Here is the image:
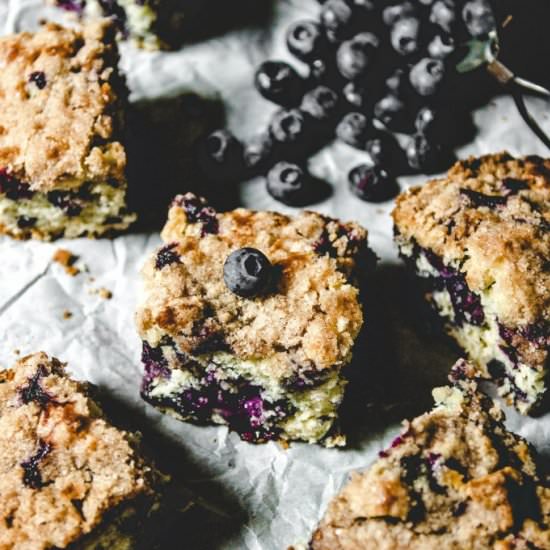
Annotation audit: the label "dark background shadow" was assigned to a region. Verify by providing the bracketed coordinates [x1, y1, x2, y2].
[96, 390, 246, 549]
[126, 93, 242, 232]
[495, 0, 550, 90]
[157, 0, 277, 49]
[340, 264, 458, 447]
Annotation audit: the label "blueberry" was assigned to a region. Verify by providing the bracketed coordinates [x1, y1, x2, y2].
[29, 71, 47, 89]
[286, 20, 327, 62]
[390, 17, 421, 56]
[17, 216, 37, 229]
[364, 131, 404, 167]
[428, 33, 455, 58]
[198, 129, 244, 183]
[254, 61, 304, 107]
[321, 0, 354, 42]
[156, 243, 181, 270]
[373, 94, 412, 133]
[0, 169, 34, 200]
[462, 0, 495, 37]
[406, 133, 446, 172]
[336, 112, 372, 148]
[266, 162, 317, 206]
[342, 81, 369, 109]
[47, 191, 83, 216]
[460, 188, 508, 208]
[269, 109, 314, 157]
[243, 133, 274, 174]
[176, 194, 219, 236]
[223, 247, 272, 298]
[300, 86, 341, 126]
[382, 2, 415, 26]
[348, 163, 398, 202]
[336, 32, 380, 81]
[307, 55, 347, 88]
[415, 106, 455, 145]
[430, 0, 456, 32]
[409, 58, 445, 97]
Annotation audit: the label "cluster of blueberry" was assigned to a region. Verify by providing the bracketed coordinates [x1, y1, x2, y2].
[198, 0, 496, 206]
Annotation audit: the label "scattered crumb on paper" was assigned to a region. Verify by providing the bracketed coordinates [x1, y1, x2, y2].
[52, 249, 80, 277]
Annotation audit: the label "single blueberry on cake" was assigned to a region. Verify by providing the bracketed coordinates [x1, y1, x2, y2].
[0, 22, 135, 240]
[310, 360, 550, 549]
[393, 153, 550, 414]
[136, 193, 373, 446]
[0, 352, 178, 550]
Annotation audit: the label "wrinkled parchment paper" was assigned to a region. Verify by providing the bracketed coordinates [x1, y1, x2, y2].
[1, 1, 550, 548]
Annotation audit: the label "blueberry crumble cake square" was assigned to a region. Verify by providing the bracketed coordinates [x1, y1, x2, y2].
[310, 359, 550, 550]
[0, 352, 174, 550]
[393, 153, 550, 414]
[0, 21, 135, 241]
[136, 193, 373, 446]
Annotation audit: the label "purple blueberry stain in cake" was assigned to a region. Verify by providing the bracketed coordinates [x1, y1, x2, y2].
[460, 188, 508, 208]
[426, 452, 442, 469]
[140, 341, 170, 394]
[29, 71, 47, 90]
[176, 195, 219, 236]
[191, 326, 228, 355]
[0, 168, 34, 200]
[155, 243, 180, 270]
[47, 190, 84, 217]
[55, 0, 85, 13]
[424, 248, 485, 326]
[142, 355, 292, 443]
[18, 366, 55, 408]
[21, 439, 52, 489]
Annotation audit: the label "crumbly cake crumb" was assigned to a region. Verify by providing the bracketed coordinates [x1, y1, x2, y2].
[310, 360, 550, 549]
[0, 352, 165, 549]
[53, 248, 80, 276]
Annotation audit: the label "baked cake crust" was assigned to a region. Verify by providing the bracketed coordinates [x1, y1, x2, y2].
[393, 152, 550, 327]
[138, 193, 366, 377]
[0, 352, 163, 550]
[136, 193, 371, 445]
[310, 360, 550, 550]
[0, 21, 126, 193]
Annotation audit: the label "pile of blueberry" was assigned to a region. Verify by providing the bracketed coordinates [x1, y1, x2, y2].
[198, 0, 497, 206]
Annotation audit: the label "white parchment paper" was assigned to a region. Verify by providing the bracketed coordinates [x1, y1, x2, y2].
[1, 2, 550, 548]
